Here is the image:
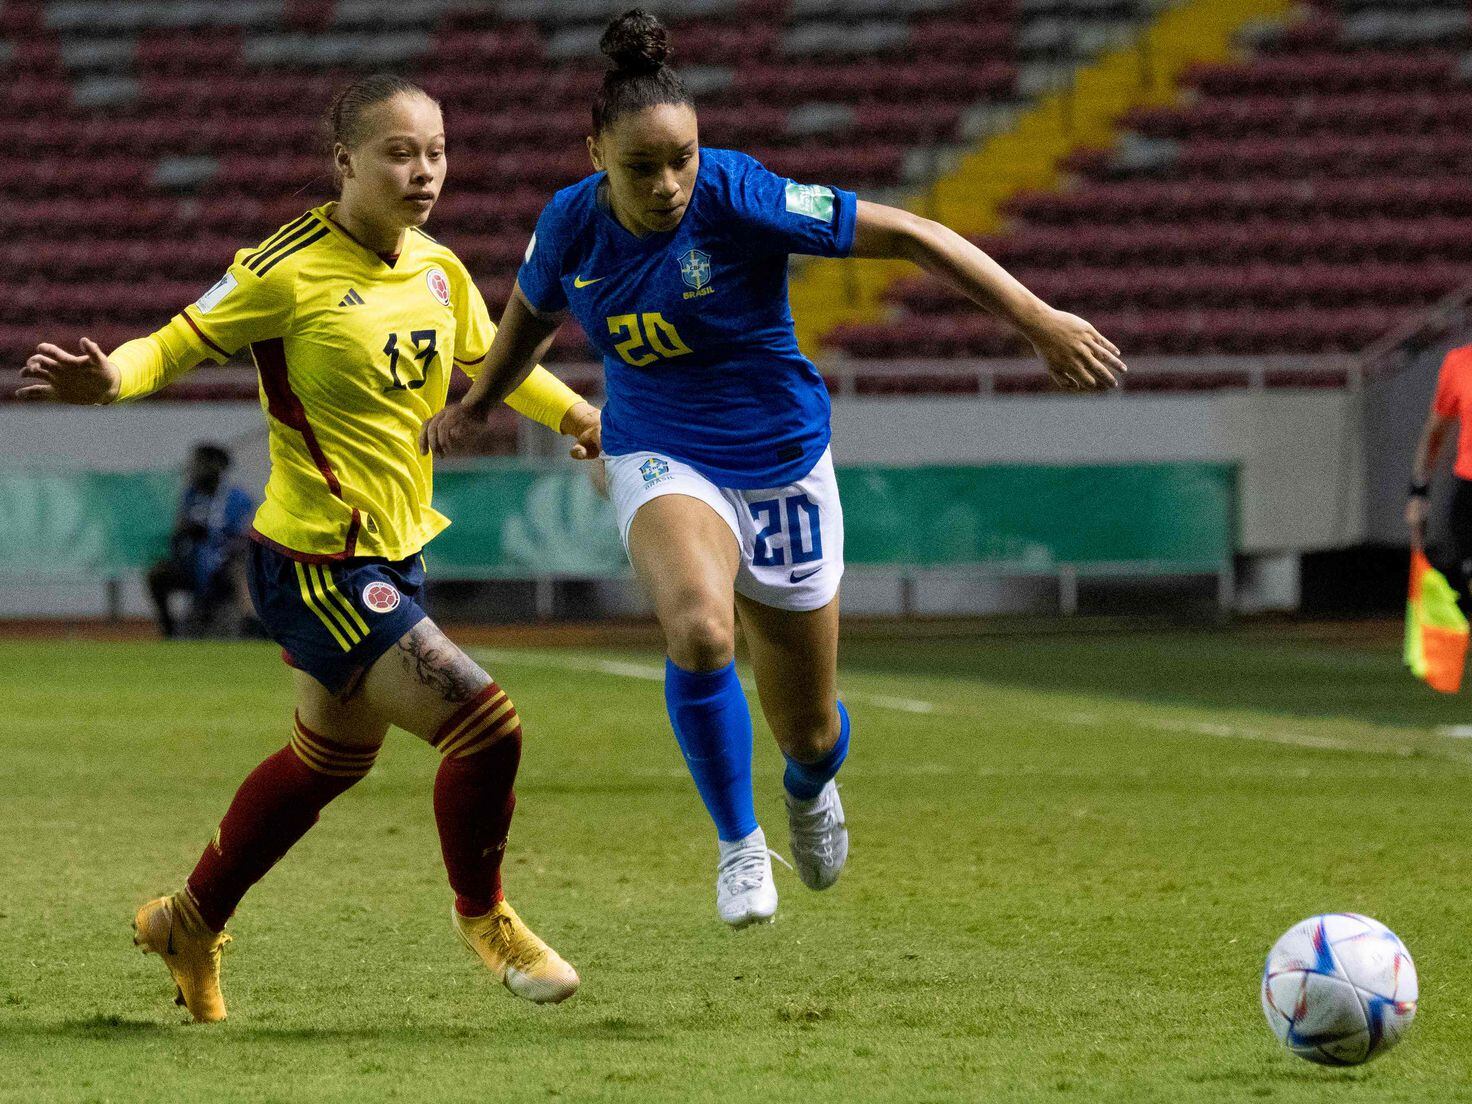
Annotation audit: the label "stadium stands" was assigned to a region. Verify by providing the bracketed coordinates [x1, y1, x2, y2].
[829, 0, 1472, 360]
[0, 0, 1034, 377]
[4, 0, 1457, 396]
[2, 0, 1194, 382]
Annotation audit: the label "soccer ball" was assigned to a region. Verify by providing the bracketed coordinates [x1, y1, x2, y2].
[1261, 913, 1418, 1066]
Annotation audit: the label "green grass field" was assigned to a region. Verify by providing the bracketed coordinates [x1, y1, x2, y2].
[4, 626, 1472, 1102]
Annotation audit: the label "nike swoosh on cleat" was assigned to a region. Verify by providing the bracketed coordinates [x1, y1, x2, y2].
[789, 567, 822, 583]
[573, 275, 605, 288]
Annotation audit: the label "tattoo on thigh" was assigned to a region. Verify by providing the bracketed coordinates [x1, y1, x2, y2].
[395, 624, 487, 704]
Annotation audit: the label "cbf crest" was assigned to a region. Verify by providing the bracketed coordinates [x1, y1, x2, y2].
[640, 457, 671, 485]
[678, 248, 714, 300]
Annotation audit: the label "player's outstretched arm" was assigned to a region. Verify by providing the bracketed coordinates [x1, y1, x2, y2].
[17, 338, 121, 404]
[849, 200, 1126, 391]
[19, 312, 217, 405]
[421, 283, 565, 458]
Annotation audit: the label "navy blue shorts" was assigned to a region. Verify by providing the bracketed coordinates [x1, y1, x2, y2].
[246, 540, 429, 696]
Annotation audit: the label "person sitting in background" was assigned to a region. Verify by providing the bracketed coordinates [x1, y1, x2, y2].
[146, 443, 254, 638]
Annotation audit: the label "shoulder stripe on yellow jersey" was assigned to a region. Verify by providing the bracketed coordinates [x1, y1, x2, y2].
[244, 219, 319, 273]
[244, 213, 316, 268]
[246, 220, 324, 275]
[258, 211, 315, 251]
[244, 214, 316, 270]
[179, 309, 231, 358]
[293, 560, 355, 650]
[255, 227, 331, 276]
[412, 226, 438, 244]
[315, 565, 370, 637]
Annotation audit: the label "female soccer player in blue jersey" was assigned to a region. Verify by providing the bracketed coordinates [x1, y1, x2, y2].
[424, 10, 1127, 927]
[19, 76, 593, 1015]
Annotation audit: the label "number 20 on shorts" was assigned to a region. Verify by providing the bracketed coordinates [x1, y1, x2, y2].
[608, 312, 692, 366]
[748, 493, 822, 567]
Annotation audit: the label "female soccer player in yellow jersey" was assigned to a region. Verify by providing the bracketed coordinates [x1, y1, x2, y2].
[17, 75, 595, 1017]
[424, 10, 1125, 929]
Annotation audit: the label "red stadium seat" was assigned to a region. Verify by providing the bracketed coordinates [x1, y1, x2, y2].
[838, 1, 1472, 361]
[10, 0, 1465, 378]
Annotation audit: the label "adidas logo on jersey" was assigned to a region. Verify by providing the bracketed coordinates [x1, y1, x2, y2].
[338, 288, 365, 307]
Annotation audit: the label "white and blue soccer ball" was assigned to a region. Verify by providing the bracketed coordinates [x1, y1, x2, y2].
[1261, 913, 1418, 1066]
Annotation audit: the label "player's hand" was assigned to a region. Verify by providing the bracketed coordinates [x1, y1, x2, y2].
[419, 402, 490, 458]
[1406, 495, 1430, 548]
[561, 402, 602, 461]
[1024, 309, 1127, 391]
[17, 338, 121, 404]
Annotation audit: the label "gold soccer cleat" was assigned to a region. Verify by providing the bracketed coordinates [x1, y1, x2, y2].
[452, 900, 579, 1005]
[132, 891, 232, 1023]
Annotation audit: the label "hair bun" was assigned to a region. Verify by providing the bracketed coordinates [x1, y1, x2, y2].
[600, 9, 671, 75]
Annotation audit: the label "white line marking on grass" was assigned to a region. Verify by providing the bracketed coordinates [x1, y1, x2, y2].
[1059, 710, 1418, 757]
[622, 763, 956, 779]
[854, 694, 937, 714]
[588, 659, 665, 681]
[477, 649, 663, 681]
[474, 648, 941, 715]
[1144, 717, 1388, 754]
[476, 648, 1458, 762]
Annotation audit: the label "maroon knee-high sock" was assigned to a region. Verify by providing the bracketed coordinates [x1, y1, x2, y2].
[186, 714, 379, 931]
[431, 683, 523, 917]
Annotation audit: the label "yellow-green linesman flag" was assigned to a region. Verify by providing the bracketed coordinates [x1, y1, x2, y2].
[1405, 548, 1469, 694]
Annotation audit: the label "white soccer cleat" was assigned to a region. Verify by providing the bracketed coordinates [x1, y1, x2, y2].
[715, 827, 778, 928]
[786, 780, 848, 891]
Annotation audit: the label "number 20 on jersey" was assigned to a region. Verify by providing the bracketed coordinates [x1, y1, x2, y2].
[607, 312, 692, 367]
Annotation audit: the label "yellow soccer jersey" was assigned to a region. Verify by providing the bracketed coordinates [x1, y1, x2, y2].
[115, 202, 579, 562]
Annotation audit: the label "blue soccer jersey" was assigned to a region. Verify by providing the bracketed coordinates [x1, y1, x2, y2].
[516, 148, 858, 488]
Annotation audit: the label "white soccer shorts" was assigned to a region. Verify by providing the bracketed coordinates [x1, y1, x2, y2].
[605, 446, 844, 612]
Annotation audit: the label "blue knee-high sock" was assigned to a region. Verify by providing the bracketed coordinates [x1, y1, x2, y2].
[664, 658, 758, 842]
[783, 700, 851, 801]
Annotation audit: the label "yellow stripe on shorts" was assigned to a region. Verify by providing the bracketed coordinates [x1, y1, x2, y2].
[315, 564, 370, 637]
[294, 560, 354, 651]
[307, 564, 363, 646]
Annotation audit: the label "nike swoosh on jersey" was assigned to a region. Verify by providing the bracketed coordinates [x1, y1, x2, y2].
[573, 275, 606, 288]
[789, 566, 822, 584]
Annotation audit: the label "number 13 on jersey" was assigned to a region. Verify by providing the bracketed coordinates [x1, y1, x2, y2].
[608, 312, 692, 367]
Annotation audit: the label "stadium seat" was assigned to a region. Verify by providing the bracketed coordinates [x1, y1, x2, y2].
[7, 0, 1459, 385]
[840, 2, 1472, 363]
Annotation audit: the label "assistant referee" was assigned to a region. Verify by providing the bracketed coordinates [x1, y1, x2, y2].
[1408, 345, 1472, 595]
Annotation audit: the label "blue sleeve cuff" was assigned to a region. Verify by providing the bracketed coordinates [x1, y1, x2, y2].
[831, 186, 859, 258]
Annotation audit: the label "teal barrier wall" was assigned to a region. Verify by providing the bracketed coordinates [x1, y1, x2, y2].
[839, 464, 1234, 569]
[0, 463, 1233, 579]
[0, 470, 176, 577]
